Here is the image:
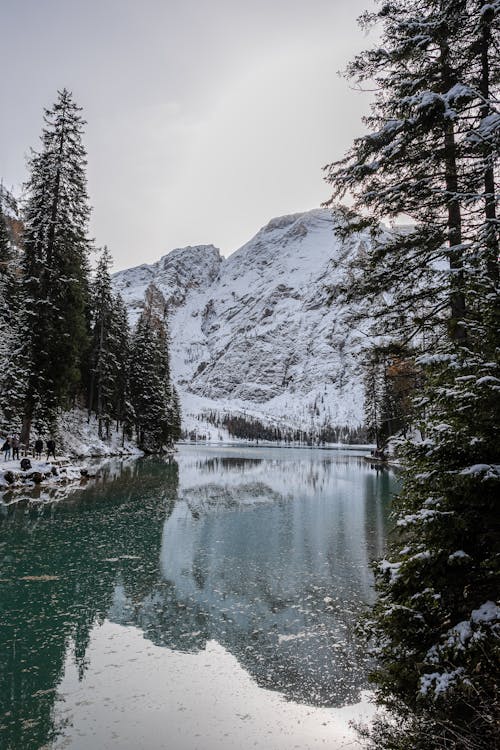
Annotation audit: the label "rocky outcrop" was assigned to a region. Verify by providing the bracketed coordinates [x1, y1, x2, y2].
[113, 209, 371, 437]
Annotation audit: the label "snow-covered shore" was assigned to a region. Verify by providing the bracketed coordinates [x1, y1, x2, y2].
[0, 410, 146, 504]
[57, 410, 144, 459]
[0, 457, 83, 487]
[0, 453, 143, 506]
[0, 456, 98, 508]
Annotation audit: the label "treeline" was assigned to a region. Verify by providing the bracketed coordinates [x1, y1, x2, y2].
[363, 346, 422, 448]
[196, 410, 367, 444]
[0, 90, 180, 452]
[324, 2, 499, 750]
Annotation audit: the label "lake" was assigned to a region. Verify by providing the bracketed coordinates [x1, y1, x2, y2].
[0, 445, 396, 749]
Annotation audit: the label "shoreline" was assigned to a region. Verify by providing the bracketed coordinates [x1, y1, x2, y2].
[0, 451, 141, 505]
[0, 441, 399, 507]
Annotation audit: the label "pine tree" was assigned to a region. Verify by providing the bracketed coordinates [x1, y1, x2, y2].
[0, 199, 14, 333]
[170, 385, 182, 443]
[19, 89, 91, 444]
[323, 0, 499, 346]
[363, 350, 384, 448]
[109, 293, 132, 435]
[0, 201, 11, 270]
[88, 247, 115, 436]
[0, 199, 21, 430]
[86, 248, 136, 441]
[324, 2, 499, 748]
[129, 284, 177, 451]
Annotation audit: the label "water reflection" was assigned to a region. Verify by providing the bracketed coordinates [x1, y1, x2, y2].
[0, 459, 178, 750]
[158, 448, 390, 706]
[0, 447, 394, 750]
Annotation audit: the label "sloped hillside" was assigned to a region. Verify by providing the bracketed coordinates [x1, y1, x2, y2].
[114, 209, 372, 441]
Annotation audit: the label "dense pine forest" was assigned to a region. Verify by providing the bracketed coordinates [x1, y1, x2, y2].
[323, 0, 499, 748]
[0, 90, 181, 453]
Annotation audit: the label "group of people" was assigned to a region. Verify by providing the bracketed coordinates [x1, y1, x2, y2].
[1, 435, 56, 461]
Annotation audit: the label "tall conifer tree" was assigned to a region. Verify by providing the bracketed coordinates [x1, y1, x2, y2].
[0, 199, 21, 429]
[19, 89, 91, 443]
[88, 249, 132, 438]
[129, 284, 178, 451]
[324, 2, 499, 748]
[88, 247, 114, 436]
[0, 202, 10, 270]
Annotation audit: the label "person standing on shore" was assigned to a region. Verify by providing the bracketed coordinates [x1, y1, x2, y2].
[46, 438, 56, 460]
[34, 438, 43, 459]
[1, 436, 11, 461]
[11, 434, 20, 460]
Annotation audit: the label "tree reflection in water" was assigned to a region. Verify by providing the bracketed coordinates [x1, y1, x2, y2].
[0, 447, 394, 750]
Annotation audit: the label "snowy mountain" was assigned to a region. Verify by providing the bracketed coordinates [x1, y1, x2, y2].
[113, 208, 372, 441]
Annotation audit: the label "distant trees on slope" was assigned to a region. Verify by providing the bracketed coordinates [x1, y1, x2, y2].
[195, 410, 366, 445]
[324, 1, 499, 749]
[0, 90, 180, 452]
[363, 346, 422, 448]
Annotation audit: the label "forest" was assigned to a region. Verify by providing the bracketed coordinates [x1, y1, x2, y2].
[0, 91, 181, 453]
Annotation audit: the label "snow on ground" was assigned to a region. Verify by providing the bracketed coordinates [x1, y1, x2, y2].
[58, 409, 143, 458]
[0, 410, 145, 504]
[178, 388, 365, 443]
[0, 458, 80, 486]
[0, 456, 88, 506]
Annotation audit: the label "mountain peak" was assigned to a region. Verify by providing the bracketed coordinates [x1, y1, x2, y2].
[114, 208, 369, 438]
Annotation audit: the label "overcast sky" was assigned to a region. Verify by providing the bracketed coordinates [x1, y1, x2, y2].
[1, 0, 376, 270]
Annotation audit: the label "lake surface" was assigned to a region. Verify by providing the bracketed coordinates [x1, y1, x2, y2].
[0, 445, 396, 749]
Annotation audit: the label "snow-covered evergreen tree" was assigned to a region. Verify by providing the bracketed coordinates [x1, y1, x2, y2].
[109, 292, 132, 435]
[19, 89, 91, 443]
[363, 350, 385, 448]
[325, 1, 499, 748]
[170, 385, 182, 444]
[324, 0, 498, 346]
[88, 247, 117, 436]
[0, 198, 21, 430]
[129, 284, 179, 451]
[87, 248, 138, 442]
[0, 201, 11, 269]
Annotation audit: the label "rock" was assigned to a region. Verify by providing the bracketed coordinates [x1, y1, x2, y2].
[112, 209, 369, 434]
[3, 471, 15, 484]
[20, 458, 32, 471]
[31, 472, 43, 484]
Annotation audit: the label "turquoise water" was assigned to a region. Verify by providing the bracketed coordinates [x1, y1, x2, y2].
[0, 445, 396, 750]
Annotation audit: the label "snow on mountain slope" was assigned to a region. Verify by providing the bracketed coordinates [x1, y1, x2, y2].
[114, 243, 222, 324]
[113, 209, 371, 440]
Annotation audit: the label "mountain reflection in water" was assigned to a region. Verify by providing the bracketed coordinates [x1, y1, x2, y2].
[0, 446, 394, 750]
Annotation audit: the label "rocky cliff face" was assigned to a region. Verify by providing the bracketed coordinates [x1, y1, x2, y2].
[113, 208, 370, 440]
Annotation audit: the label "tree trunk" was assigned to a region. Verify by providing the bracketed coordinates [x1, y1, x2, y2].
[479, 8, 499, 287]
[441, 36, 467, 343]
[444, 120, 467, 342]
[87, 368, 95, 423]
[96, 314, 105, 437]
[20, 412, 32, 449]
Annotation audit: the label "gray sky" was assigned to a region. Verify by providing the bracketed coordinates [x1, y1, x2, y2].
[1, 0, 375, 270]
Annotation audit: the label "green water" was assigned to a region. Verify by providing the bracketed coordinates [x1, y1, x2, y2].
[0, 445, 396, 750]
